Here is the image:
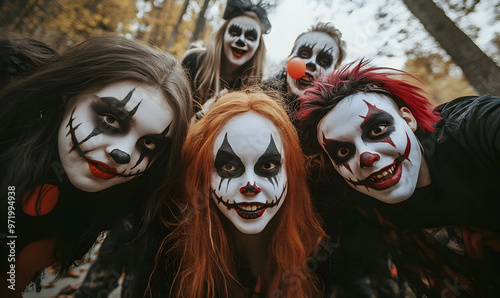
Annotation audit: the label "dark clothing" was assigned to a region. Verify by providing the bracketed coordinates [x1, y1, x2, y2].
[182, 51, 245, 106]
[73, 216, 145, 298]
[262, 68, 301, 123]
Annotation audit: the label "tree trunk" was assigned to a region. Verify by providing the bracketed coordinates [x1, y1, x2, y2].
[190, 0, 210, 43]
[166, 0, 190, 50]
[402, 0, 500, 95]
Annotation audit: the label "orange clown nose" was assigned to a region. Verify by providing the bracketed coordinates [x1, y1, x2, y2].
[287, 57, 306, 79]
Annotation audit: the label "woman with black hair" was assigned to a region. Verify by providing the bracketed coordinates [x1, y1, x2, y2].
[0, 35, 192, 297]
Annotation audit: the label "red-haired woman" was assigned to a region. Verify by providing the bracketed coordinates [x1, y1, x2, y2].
[151, 90, 327, 297]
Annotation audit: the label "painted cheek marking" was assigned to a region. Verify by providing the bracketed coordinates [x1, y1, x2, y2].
[67, 108, 92, 156]
[359, 100, 382, 123]
[218, 177, 233, 192]
[380, 135, 396, 147]
[343, 163, 353, 174]
[266, 176, 278, 189]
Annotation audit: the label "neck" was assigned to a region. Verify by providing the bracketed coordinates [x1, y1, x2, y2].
[416, 158, 431, 188]
[221, 59, 242, 83]
[222, 215, 279, 289]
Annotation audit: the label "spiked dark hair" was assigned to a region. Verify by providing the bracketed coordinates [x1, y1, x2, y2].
[298, 60, 440, 154]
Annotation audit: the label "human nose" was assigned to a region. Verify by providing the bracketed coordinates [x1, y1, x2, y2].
[305, 60, 317, 72]
[359, 152, 380, 168]
[235, 37, 245, 47]
[240, 181, 261, 195]
[107, 137, 135, 165]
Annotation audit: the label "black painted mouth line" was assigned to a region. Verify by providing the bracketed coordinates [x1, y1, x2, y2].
[211, 184, 287, 211]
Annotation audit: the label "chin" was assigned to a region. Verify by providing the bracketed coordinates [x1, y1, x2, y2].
[369, 188, 414, 204]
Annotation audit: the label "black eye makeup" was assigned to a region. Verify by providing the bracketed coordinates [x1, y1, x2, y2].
[316, 52, 333, 68]
[228, 24, 243, 37]
[360, 111, 395, 141]
[214, 133, 245, 179]
[92, 104, 127, 134]
[323, 139, 356, 165]
[245, 28, 258, 41]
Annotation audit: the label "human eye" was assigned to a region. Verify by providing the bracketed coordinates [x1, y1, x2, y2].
[369, 124, 389, 138]
[318, 57, 332, 67]
[140, 138, 157, 151]
[298, 49, 310, 58]
[218, 161, 240, 175]
[228, 25, 242, 37]
[246, 30, 258, 41]
[255, 159, 281, 177]
[99, 114, 122, 132]
[221, 163, 237, 172]
[337, 147, 349, 158]
[261, 161, 278, 173]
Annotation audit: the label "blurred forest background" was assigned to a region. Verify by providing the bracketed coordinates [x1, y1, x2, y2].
[0, 0, 498, 104]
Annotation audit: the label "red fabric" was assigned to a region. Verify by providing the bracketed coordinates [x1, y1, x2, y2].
[462, 226, 500, 260]
[22, 184, 59, 216]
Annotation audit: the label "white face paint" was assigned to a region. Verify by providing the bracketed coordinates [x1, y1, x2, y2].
[211, 112, 287, 234]
[317, 93, 422, 203]
[58, 81, 174, 193]
[287, 32, 339, 97]
[223, 16, 261, 68]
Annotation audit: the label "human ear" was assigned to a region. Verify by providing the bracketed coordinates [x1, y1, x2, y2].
[400, 107, 417, 132]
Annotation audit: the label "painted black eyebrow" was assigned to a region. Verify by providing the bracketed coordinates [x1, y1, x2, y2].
[245, 28, 258, 38]
[321, 44, 336, 55]
[228, 24, 243, 35]
[256, 134, 281, 162]
[214, 133, 244, 169]
[99, 88, 142, 121]
[255, 134, 282, 187]
[298, 42, 315, 51]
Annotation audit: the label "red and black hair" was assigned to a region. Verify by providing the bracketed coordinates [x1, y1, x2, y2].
[298, 60, 440, 154]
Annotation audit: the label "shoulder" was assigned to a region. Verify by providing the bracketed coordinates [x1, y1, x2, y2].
[435, 94, 500, 126]
[426, 94, 500, 168]
[262, 68, 287, 92]
[181, 49, 205, 69]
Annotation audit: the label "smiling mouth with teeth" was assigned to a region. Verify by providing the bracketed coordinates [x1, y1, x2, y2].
[294, 73, 314, 89]
[211, 185, 287, 220]
[231, 47, 247, 58]
[348, 134, 412, 191]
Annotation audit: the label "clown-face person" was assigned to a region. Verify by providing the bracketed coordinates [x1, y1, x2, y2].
[298, 61, 500, 296]
[224, 15, 262, 69]
[58, 81, 174, 193]
[210, 112, 287, 234]
[263, 22, 345, 121]
[286, 31, 340, 98]
[181, 0, 271, 106]
[158, 91, 326, 297]
[317, 92, 427, 203]
[0, 36, 192, 297]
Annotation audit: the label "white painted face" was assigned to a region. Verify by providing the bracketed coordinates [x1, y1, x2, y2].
[223, 15, 262, 68]
[317, 93, 422, 203]
[287, 32, 339, 97]
[211, 112, 287, 234]
[58, 81, 174, 193]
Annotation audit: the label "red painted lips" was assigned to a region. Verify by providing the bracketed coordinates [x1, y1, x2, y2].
[87, 159, 118, 180]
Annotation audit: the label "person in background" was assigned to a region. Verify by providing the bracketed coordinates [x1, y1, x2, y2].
[182, 0, 271, 117]
[264, 22, 346, 121]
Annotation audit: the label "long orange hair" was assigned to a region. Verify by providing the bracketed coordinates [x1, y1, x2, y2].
[162, 90, 326, 297]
